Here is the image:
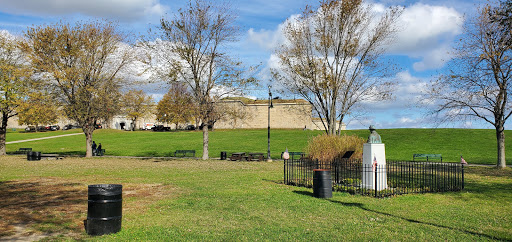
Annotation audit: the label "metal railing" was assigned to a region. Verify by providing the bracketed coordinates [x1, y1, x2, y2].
[284, 157, 464, 197]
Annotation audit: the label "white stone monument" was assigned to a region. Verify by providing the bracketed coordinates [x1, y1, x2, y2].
[362, 125, 388, 191]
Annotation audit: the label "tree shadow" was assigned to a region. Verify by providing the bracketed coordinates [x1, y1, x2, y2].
[0, 180, 86, 237]
[292, 190, 314, 197]
[290, 188, 507, 240]
[332, 199, 505, 240]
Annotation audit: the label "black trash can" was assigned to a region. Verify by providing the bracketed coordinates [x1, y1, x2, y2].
[26, 151, 41, 161]
[220, 151, 227, 160]
[313, 169, 332, 198]
[86, 184, 122, 236]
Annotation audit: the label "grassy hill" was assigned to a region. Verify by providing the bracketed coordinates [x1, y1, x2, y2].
[6, 128, 512, 165]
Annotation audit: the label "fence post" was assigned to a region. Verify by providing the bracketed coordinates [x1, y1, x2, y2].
[283, 159, 286, 184]
[461, 163, 464, 190]
[374, 164, 378, 197]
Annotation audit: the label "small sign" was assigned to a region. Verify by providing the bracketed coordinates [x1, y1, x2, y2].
[283, 148, 290, 160]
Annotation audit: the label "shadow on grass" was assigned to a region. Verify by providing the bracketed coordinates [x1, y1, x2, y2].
[290, 189, 507, 241]
[333, 199, 506, 240]
[293, 190, 314, 197]
[7, 151, 85, 156]
[466, 166, 512, 178]
[0, 180, 86, 237]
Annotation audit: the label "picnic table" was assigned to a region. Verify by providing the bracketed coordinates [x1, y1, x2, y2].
[230, 152, 248, 161]
[40, 153, 64, 160]
[248, 153, 264, 161]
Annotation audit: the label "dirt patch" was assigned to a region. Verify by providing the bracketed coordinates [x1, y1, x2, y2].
[0, 177, 176, 240]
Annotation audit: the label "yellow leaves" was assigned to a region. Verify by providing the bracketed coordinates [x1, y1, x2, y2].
[122, 89, 154, 121]
[17, 91, 60, 126]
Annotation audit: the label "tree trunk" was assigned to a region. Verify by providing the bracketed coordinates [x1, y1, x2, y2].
[496, 125, 506, 168]
[202, 124, 209, 160]
[0, 113, 8, 156]
[83, 120, 95, 158]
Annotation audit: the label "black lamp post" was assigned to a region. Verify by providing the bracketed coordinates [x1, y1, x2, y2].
[267, 85, 273, 162]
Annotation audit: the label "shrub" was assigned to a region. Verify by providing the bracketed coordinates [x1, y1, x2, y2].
[306, 133, 365, 161]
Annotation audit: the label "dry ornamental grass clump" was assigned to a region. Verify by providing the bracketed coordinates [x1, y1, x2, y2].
[306, 134, 364, 162]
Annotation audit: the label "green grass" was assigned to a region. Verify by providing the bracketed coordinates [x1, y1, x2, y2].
[5, 129, 82, 142]
[0, 156, 510, 241]
[5, 128, 512, 165]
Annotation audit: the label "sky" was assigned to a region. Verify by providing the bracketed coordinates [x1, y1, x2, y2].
[0, 0, 497, 130]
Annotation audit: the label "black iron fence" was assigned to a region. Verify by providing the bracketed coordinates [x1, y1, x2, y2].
[284, 158, 464, 197]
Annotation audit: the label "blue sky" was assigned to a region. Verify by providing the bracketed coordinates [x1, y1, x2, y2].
[0, 0, 496, 130]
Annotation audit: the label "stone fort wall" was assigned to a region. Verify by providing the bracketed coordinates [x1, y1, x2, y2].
[214, 100, 313, 129]
[7, 99, 344, 131]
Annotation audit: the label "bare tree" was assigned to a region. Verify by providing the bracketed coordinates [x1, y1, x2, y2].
[274, 0, 402, 135]
[0, 31, 29, 155]
[122, 89, 154, 131]
[142, 0, 254, 159]
[217, 101, 251, 129]
[20, 20, 132, 157]
[429, 3, 512, 168]
[490, 0, 512, 46]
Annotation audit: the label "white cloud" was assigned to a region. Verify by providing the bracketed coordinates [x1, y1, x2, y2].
[246, 14, 299, 51]
[389, 3, 463, 71]
[0, 0, 168, 22]
[361, 70, 429, 110]
[248, 2, 464, 72]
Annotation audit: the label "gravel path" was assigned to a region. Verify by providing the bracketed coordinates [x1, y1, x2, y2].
[6, 133, 83, 144]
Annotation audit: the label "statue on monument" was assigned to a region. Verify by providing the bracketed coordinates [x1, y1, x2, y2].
[367, 125, 381, 144]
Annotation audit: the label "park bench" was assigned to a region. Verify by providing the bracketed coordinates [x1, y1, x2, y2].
[413, 154, 442, 162]
[230, 152, 248, 161]
[174, 150, 195, 157]
[40, 153, 64, 160]
[248, 153, 264, 161]
[281, 151, 305, 160]
[15, 148, 32, 154]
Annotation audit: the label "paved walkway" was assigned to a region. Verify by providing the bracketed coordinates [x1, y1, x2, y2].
[6, 132, 83, 144]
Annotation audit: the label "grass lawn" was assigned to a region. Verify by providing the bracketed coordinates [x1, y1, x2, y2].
[5, 129, 82, 142]
[0, 156, 510, 241]
[5, 128, 512, 165]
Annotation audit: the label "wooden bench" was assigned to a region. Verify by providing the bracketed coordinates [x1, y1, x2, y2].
[230, 152, 248, 161]
[248, 153, 264, 161]
[413, 154, 442, 162]
[174, 150, 195, 157]
[15, 148, 32, 154]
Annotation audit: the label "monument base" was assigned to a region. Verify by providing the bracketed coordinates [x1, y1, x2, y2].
[362, 143, 388, 191]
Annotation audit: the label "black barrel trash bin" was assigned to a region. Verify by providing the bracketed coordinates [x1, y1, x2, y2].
[86, 184, 122, 236]
[220, 151, 227, 160]
[26, 151, 41, 161]
[313, 169, 332, 198]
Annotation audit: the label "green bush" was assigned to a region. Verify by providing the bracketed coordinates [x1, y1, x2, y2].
[306, 133, 364, 161]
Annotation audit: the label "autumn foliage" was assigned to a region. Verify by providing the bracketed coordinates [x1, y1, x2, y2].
[306, 134, 364, 162]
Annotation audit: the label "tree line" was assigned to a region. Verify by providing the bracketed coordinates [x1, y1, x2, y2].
[0, 0, 510, 168]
